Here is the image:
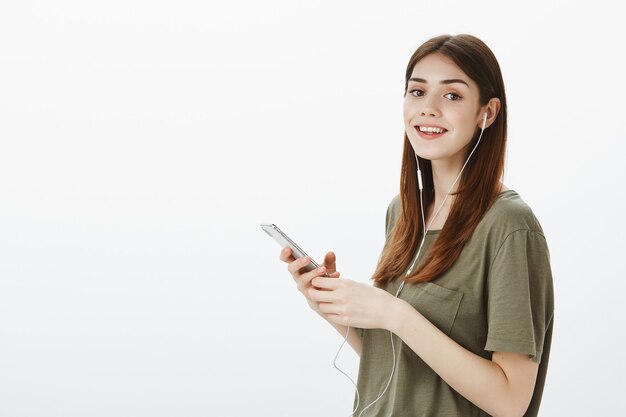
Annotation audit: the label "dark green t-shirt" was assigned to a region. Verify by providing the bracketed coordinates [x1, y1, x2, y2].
[354, 189, 554, 416]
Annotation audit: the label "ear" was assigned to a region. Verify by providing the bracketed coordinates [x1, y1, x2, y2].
[479, 97, 502, 129]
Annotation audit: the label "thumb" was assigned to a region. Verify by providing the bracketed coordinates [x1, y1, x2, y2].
[324, 251, 337, 273]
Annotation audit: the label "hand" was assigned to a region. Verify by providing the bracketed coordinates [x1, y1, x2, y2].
[279, 247, 341, 316]
[308, 276, 400, 330]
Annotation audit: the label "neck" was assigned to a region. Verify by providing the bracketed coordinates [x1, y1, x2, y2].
[422, 149, 508, 230]
[430, 156, 465, 209]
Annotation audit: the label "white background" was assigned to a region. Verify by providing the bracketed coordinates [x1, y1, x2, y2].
[1, 1, 624, 416]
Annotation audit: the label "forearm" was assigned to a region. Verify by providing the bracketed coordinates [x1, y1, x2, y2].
[389, 300, 514, 417]
[308, 298, 363, 356]
[326, 318, 362, 356]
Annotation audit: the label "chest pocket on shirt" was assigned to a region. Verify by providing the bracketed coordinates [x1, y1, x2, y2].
[405, 282, 464, 336]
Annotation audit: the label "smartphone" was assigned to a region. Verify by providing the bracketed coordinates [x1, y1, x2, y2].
[260, 223, 327, 275]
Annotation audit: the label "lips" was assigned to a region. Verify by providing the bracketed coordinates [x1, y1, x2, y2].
[415, 125, 448, 133]
[415, 125, 448, 140]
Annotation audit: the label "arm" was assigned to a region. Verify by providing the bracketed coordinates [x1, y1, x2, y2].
[309, 277, 538, 417]
[390, 299, 538, 417]
[325, 319, 362, 356]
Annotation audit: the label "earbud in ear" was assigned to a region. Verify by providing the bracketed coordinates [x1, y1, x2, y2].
[481, 112, 488, 130]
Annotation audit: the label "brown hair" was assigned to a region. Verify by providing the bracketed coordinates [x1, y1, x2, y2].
[372, 34, 508, 287]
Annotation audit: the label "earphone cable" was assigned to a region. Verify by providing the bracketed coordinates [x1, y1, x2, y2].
[332, 325, 360, 416]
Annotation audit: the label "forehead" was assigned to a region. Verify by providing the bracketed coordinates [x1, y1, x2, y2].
[409, 53, 474, 87]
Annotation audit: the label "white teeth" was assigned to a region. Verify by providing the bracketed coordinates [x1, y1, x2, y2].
[418, 126, 445, 134]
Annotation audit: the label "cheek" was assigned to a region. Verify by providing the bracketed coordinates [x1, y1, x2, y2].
[448, 110, 475, 132]
[403, 100, 414, 124]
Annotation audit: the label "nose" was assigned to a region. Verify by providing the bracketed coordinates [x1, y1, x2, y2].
[420, 95, 440, 117]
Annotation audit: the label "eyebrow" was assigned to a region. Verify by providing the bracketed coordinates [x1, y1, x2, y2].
[408, 77, 469, 87]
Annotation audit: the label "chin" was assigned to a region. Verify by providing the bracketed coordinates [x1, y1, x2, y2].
[408, 140, 439, 161]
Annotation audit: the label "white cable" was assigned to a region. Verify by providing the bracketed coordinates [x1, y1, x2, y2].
[332, 325, 360, 416]
[333, 121, 488, 415]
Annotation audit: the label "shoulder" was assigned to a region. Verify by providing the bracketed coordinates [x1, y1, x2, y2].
[385, 193, 402, 236]
[479, 190, 546, 237]
[474, 190, 551, 262]
[387, 193, 401, 215]
[385, 193, 402, 222]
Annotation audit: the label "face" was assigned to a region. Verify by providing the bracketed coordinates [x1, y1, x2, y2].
[403, 53, 484, 164]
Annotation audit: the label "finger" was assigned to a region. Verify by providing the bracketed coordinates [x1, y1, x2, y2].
[288, 255, 312, 275]
[311, 277, 341, 290]
[325, 313, 348, 327]
[317, 302, 342, 315]
[329, 271, 340, 278]
[298, 265, 327, 286]
[308, 286, 334, 303]
[323, 251, 337, 273]
[280, 247, 296, 263]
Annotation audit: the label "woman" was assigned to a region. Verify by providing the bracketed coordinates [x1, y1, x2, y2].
[279, 34, 554, 417]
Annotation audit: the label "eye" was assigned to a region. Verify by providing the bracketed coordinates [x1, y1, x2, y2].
[444, 92, 462, 101]
[408, 88, 425, 97]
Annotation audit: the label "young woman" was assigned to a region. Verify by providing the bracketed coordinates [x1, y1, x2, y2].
[279, 34, 554, 417]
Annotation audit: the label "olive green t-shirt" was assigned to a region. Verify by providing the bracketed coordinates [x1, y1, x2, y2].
[354, 190, 554, 416]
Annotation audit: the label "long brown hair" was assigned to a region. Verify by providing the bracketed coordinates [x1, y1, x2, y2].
[372, 34, 508, 287]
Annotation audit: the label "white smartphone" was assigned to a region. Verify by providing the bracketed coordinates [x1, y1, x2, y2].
[260, 223, 327, 275]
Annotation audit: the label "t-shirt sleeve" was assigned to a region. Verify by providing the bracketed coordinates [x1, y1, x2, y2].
[376, 195, 400, 265]
[384, 194, 400, 243]
[484, 229, 554, 364]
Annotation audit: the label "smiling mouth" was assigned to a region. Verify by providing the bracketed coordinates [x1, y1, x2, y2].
[415, 126, 448, 135]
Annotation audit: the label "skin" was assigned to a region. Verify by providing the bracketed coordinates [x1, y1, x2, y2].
[279, 53, 538, 417]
